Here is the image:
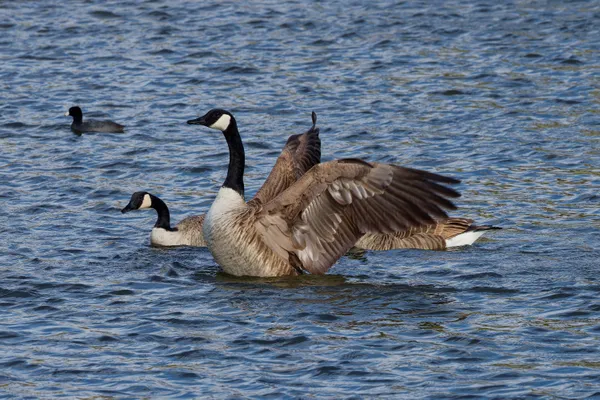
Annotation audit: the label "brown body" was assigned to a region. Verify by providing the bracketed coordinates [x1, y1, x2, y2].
[356, 218, 474, 250]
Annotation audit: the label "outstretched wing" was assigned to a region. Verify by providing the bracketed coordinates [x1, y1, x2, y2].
[252, 112, 320, 205]
[255, 159, 460, 274]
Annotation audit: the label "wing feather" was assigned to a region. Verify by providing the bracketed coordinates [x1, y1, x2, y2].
[253, 113, 320, 204]
[256, 159, 461, 274]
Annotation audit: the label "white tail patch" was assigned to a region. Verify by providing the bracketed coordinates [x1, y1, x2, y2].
[140, 194, 152, 209]
[445, 230, 486, 248]
[209, 114, 231, 131]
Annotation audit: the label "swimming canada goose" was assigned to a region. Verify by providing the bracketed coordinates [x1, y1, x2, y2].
[64, 106, 125, 134]
[355, 218, 501, 250]
[187, 109, 462, 277]
[122, 112, 321, 247]
[121, 191, 206, 247]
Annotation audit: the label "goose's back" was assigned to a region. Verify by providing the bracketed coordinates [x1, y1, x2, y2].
[176, 214, 207, 247]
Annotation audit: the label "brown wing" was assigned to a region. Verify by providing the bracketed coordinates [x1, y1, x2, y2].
[255, 159, 460, 274]
[355, 218, 474, 250]
[252, 112, 320, 205]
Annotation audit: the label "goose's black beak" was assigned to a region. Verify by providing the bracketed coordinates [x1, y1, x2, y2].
[187, 116, 207, 126]
[121, 203, 134, 214]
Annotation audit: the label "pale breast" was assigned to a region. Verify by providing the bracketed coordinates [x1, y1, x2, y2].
[203, 210, 265, 276]
[203, 192, 296, 277]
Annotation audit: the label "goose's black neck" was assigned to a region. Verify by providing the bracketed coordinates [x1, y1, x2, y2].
[222, 119, 245, 197]
[150, 194, 174, 231]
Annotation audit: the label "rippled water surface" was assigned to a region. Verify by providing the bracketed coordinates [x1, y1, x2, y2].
[1, 0, 600, 398]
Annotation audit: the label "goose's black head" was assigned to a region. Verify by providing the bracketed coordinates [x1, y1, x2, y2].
[65, 106, 83, 122]
[121, 191, 152, 213]
[187, 109, 235, 133]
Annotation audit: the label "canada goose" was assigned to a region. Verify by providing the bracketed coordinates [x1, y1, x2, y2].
[122, 112, 321, 247]
[121, 191, 206, 247]
[356, 218, 501, 250]
[187, 109, 462, 277]
[64, 106, 125, 134]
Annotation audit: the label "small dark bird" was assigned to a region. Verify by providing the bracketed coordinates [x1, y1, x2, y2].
[64, 106, 125, 134]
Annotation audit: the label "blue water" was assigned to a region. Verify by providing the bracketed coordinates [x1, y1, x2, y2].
[1, 0, 599, 398]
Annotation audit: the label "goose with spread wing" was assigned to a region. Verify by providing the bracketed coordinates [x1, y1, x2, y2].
[121, 112, 320, 247]
[187, 109, 462, 277]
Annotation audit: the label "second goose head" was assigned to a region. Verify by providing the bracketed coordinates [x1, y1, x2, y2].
[121, 191, 173, 231]
[187, 109, 245, 197]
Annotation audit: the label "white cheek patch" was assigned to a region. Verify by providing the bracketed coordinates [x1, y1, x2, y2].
[64, 111, 70, 116]
[140, 194, 152, 209]
[209, 114, 231, 131]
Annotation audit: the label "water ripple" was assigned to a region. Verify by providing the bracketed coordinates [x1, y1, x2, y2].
[0, 0, 599, 398]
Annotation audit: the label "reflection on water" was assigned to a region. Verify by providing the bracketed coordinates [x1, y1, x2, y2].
[215, 272, 349, 288]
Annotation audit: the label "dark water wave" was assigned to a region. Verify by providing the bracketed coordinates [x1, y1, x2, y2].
[1, 0, 599, 398]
